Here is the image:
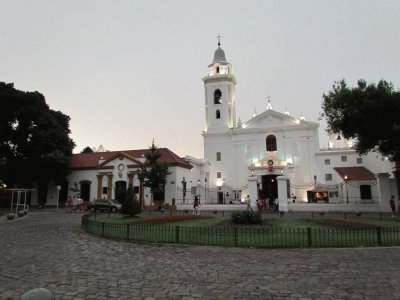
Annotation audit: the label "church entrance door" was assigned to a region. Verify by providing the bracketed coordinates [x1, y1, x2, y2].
[218, 192, 223, 204]
[260, 175, 278, 206]
[80, 181, 91, 202]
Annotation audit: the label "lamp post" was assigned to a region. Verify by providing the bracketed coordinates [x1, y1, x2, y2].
[197, 179, 201, 203]
[204, 177, 207, 204]
[222, 178, 226, 204]
[344, 175, 349, 203]
[56, 185, 61, 211]
[0, 157, 6, 189]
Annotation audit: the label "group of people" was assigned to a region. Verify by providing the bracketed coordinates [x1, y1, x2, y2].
[66, 196, 85, 213]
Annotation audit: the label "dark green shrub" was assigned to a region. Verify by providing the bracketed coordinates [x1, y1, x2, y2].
[121, 186, 142, 216]
[231, 211, 262, 225]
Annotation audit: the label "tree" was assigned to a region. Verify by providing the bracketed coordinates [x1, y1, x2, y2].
[140, 141, 171, 206]
[69, 182, 80, 198]
[120, 185, 141, 216]
[81, 146, 94, 153]
[322, 79, 400, 202]
[0, 82, 75, 203]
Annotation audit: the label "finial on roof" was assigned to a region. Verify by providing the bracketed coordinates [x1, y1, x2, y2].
[217, 34, 221, 47]
[284, 107, 290, 115]
[237, 118, 242, 128]
[266, 96, 272, 110]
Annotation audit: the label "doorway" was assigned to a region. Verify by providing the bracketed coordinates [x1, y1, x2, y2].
[80, 181, 91, 202]
[260, 175, 278, 206]
[218, 192, 223, 204]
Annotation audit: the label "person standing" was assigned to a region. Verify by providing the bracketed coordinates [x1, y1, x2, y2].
[66, 196, 73, 213]
[193, 196, 200, 216]
[390, 195, 396, 217]
[246, 195, 252, 211]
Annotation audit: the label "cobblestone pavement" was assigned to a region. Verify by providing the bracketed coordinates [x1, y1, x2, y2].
[1, 210, 400, 300]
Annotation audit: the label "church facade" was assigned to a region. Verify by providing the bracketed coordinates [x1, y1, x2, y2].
[196, 42, 397, 212]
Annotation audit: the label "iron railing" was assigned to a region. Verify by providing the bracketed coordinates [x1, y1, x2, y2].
[81, 213, 400, 248]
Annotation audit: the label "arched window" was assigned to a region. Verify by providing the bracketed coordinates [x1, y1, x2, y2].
[216, 109, 221, 119]
[216, 66, 220, 74]
[266, 135, 277, 151]
[214, 89, 222, 104]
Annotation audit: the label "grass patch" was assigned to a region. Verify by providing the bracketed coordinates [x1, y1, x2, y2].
[82, 215, 400, 248]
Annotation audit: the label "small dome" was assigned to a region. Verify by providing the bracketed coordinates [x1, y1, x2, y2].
[212, 47, 227, 63]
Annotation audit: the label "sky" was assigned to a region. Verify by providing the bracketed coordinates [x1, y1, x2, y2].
[1, 0, 399, 158]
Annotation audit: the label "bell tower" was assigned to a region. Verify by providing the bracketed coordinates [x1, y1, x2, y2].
[202, 37, 237, 133]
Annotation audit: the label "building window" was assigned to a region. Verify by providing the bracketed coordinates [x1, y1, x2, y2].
[360, 185, 372, 199]
[266, 135, 277, 151]
[217, 172, 222, 179]
[216, 66, 220, 74]
[357, 157, 362, 164]
[102, 187, 108, 194]
[216, 109, 221, 119]
[341, 156, 347, 162]
[216, 152, 221, 161]
[214, 89, 222, 104]
[325, 174, 332, 181]
[325, 159, 330, 165]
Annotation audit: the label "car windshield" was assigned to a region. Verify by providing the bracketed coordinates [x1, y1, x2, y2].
[109, 199, 120, 204]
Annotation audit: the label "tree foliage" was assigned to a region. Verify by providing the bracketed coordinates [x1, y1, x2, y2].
[0, 82, 75, 198]
[120, 185, 141, 216]
[81, 146, 94, 153]
[322, 79, 400, 161]
[140, 142, 171, 201]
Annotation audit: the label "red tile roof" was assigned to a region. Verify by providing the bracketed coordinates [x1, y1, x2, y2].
[70, 148, 192, 170]
[333, 167, 376, 181]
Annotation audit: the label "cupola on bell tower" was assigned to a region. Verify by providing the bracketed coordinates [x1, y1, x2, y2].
[202, 37, 237, 133]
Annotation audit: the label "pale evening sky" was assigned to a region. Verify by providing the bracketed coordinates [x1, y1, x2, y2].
[1, 0, 399, 158]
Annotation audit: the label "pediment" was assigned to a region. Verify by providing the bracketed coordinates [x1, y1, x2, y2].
[97, 151, 142, 169]
[242, 109, 316, 130]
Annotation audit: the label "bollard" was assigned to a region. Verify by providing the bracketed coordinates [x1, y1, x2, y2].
[21, 288, 55, 300]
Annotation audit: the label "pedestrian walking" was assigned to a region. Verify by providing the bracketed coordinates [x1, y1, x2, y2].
[66, 196, 73, 213]
[246, 195, 253, 211]
[193, 196, 200, 216]
[390, 195, 396, 217]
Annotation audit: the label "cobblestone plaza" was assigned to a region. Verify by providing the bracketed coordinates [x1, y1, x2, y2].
[1, 210, 400, 299]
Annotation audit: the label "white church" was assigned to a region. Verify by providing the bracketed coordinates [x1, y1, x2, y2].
[43, 41, 397, 213]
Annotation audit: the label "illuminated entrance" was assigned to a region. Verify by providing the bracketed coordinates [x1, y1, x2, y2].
[259, 175, 278, 206]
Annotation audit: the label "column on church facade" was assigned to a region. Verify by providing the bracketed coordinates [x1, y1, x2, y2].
[247, 176, 258, 209]
[107, 174, 113, 199]
[277, 176, 289, 212]
[128, 172, 134, 187]
[97, 174, 103, 199]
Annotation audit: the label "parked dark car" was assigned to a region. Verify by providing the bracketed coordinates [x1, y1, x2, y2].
[87, 199, 122, 213]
